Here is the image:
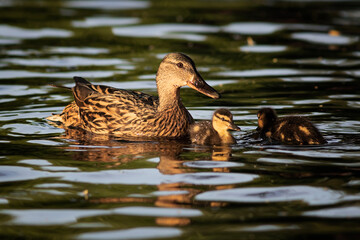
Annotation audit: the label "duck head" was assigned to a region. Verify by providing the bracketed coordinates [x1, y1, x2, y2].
[212, 108, 241, 133]
[257, 108, 278, 131]
[156, 53, 220, 99]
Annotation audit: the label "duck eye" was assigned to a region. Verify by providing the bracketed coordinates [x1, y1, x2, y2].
[176, 62, 183, 68]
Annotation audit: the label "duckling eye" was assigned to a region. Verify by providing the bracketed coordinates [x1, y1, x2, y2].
[220, 117, 230, 123]
[176, 62, 184, 68]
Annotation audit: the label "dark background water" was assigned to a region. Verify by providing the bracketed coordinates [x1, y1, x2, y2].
[0, 0, 360, 239]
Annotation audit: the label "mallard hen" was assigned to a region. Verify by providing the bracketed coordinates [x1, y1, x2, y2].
[190, 108, 240, 145]
[47, 53, 220, 139]
[257, 107, 327, 145]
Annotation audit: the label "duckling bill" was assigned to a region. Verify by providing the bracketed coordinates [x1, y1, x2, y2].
[190, 108, 240, 145]
[47, 53, 220, 139]
[257, 108, 326, 145]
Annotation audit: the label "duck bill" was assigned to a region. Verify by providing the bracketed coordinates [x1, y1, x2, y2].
[229, 123, 241, 131]
[187, 75, 220, 99]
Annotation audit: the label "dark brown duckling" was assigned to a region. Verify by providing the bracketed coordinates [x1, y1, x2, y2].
[190, 108, 241, 145]
[257, 108, 327, 145]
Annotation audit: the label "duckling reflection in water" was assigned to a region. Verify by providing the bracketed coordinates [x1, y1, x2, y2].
[190, 108, 241, 145]
[257, 107, 327, 145]
[47, 53, 220, 139]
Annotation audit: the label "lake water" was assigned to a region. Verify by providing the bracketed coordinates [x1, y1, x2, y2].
[1, 0, 360, 239]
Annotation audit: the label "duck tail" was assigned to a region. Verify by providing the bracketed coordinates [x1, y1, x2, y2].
[72, 76, 96, 107]
[74, 76, 92, 85]
[48, 76, 91, 90]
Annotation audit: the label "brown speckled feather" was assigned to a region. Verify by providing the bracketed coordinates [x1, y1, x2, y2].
[50, 78, 192, 138]
[77, 91, 193, 138]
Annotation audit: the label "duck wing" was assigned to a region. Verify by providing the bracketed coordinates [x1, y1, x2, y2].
[72, 76, 158, 108]
[72, 77, 162, 136]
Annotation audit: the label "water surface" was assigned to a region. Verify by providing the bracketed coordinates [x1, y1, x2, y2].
[0, 0, 360, 239]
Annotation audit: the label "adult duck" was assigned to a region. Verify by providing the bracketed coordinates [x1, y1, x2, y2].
[47, 53, 220, 139]
[256, 107, 327, 145]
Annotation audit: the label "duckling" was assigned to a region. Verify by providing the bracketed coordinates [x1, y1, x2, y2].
[257, 108, 327, 145]
[47, 53, 220, 139]
[190, 108, 241, 145]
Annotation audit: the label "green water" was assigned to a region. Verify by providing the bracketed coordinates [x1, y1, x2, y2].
[1, 0, 360, 239]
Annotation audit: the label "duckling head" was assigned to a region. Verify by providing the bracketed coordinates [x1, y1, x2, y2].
[257, 108, 278, 130]
[156, 53, 220, 99]
[212, 108, 241, 134]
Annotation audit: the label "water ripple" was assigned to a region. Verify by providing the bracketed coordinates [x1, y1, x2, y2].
[46, 46, 109, 55]
[0, 25, 72, 39]
[1, 209, 109, 225]
[113, 23, 219, 41]
[0, 206, 199, 226]
[292, 32, 359, 45]
[57, 168, 258, 185]
[35, 183, 73, 188]
[0, 85, 48, 96]
[1, 57, 127, 67]
[0, 199, 9, 204]
[0, 166, 50, 183]
[77, 227, 182, 240]
[4, 47, 109, 56]
[113, 206, 202, 217]
[65, 0, 150, 10]
[196, 186, 360, 206]
[223, 22, 283, 35]
[0, 70, 122, 79]
[257, 157, 318, 165]
[215, 68, 332, 78]
[303, 206, 360, 219]
[293, 58, 360, 67]
[73, 16, 139, 28]
[0, 38, 21, 45]
[266, 148, 360, 159]
[223, 22, 329, 35]
[18, 159, 52, 166]
[239, 45, 287, 53]
[228, 224, 299, 232]
[184, 161, 244, 169]
[3, 123, 64, 135]
[281, 76, 353, 82]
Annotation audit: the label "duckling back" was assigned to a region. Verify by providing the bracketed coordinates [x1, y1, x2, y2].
[272, 116, 327, 145]
[190, 121, 222, 145]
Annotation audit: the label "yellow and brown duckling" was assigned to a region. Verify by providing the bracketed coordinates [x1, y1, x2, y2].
[47, 53, 220, 139]
[190, 108, 241, 145]
[257, 107, 327, 145]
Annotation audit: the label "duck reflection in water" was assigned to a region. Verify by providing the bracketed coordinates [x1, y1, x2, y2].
[56, 128, 235, 225]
